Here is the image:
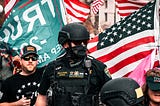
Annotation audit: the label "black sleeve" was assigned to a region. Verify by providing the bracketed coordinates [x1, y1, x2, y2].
[38, 62, 55, 95]
[0, 56, 2, 70]
[92, 58, 112, 86]
[0, 80, 12, 102]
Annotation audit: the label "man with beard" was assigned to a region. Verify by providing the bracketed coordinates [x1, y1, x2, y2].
[0, 45, 45, 106]
[35, 23, 112, 106]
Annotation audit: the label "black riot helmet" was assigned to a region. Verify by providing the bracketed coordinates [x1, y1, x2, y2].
[58, 23, 90, 45]
[100, 78, 144, 106]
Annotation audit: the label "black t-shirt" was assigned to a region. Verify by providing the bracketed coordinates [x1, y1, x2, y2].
[0, 67, 45, 106]
[38, 55, 112, 96]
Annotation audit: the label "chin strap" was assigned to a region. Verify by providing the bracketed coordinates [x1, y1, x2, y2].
[69, 59, 83, 67]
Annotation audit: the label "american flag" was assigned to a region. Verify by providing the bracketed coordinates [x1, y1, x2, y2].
[4, 0, 90, 23]
[115, 0, 149, 18]
[88, 0, 159, 78]
[64, 0, 90, 23]
[4, 0, 18, 17]
[91, 0, 104, 14]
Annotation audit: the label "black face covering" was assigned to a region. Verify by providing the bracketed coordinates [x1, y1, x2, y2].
[71, 45, 87, 58]
[65, 45, 87, 59]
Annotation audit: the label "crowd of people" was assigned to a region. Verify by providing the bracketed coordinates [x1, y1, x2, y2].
[0, 22, 159, 106]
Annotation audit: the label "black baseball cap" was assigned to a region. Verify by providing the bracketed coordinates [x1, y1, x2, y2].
[146, 76, 160, 91]
[21, 45, 38, 58]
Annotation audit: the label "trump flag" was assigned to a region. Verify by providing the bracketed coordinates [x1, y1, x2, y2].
[0, 0, 67, 67]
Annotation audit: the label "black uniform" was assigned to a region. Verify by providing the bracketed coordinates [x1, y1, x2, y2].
[38, 54, 112, 106]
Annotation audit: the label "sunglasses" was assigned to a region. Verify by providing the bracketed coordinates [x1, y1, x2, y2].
[22, 56, 38, 61]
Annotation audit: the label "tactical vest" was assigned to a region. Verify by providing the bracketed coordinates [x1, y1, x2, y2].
[49, 58, 99, 106]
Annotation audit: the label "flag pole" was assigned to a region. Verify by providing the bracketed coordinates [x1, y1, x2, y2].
[98, 12, 101, 33]
[155, 0, 160, 65]
[98, 2, 102, 33]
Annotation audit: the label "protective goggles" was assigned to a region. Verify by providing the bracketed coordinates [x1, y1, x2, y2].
[71, 40, 88, 45]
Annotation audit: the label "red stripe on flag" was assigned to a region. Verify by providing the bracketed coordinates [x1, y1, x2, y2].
[109, 50, 153, 74]
[96, 36, 155, 63]
[87, 36, 98, 53]
[116, 0, 149, 17]
[19, 0, 33, 9]
[91, 0, 104, 14]
[4, 0, 19, 17]
[66, 9, 88, 22]
[64, 0, 90, 23]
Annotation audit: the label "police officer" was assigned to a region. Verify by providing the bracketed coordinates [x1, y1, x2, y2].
[100, 77, 144, 106]
[35, 23, 112, 106]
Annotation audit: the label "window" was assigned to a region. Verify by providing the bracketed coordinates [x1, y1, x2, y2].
[105, 13, 107, 21]
[105, 0, 108, 8]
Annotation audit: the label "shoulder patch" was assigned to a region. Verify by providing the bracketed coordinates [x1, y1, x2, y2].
[104, 67, 112, 78]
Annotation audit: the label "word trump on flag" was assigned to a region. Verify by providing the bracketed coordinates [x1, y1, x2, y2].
[0, 0, 67, 67]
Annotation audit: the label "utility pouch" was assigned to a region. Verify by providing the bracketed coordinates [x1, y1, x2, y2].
[71, 92, 99, 106]
[71, 92, 82, 106]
